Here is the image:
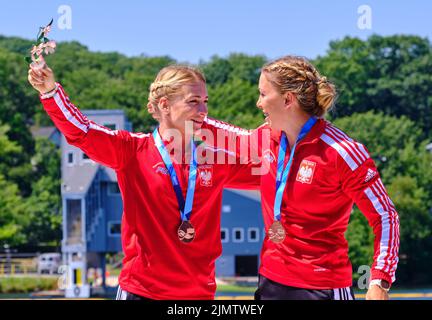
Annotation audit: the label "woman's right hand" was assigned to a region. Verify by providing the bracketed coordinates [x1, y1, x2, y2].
[28, 63, 57, 94]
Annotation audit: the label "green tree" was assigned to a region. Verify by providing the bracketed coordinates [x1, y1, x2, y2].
[202, 53, 266, 86]
[315, 35, 432, 137]
[207, 78, 263, 128]
[0, 48, 38, 195]
[0, 174, 27, 246]
[23, 175, 62, 246]
[0, 124, 33, 196]
[200, 55, 233, 85]
[21, 137, 62, 245]
[0, 124, 22, 176]
[387, 176, 432, 285]
[334, 112, 432, 285]
[227, 53, 266, 84]
[346, 207, 374, 282]
[0, 48, 37, 148]
[0, 35, 34, 56]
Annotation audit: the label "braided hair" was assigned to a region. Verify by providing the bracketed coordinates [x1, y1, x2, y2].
[262, 56, 336, 117]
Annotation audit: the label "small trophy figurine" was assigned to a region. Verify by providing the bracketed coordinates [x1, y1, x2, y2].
[25, 19, 57, 71]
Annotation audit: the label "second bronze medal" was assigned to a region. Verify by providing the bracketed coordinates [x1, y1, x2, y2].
[178, 220, 195, 243]
[268, 221, 286, 243]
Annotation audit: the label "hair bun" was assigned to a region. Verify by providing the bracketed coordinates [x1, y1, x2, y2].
[316, 76, 327, 85]
[316, 79, 336, 114]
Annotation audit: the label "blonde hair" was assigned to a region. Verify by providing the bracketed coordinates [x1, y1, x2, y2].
[148, 65, 206, 118]
[262, 56, 336, 117]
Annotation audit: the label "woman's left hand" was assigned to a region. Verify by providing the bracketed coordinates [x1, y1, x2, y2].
[366, 285, 389, 300]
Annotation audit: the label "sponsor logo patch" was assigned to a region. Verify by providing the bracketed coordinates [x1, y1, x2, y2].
[263, 149, 276, 163]
[153, 162, 169, 175]
[365, 168, 377, 183]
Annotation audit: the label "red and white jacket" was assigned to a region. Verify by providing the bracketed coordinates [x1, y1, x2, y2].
[40, 83, 260, 300]
[258, 119, 399, 289]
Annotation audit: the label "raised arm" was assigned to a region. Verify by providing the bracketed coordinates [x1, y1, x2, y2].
[28, 65, 144, 170]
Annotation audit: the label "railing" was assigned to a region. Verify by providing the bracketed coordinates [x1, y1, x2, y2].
[87, 208, 104, 242]
[0, 253, 39, 275]
[0, 263, 38, 275]
[85, 172, 104, 243]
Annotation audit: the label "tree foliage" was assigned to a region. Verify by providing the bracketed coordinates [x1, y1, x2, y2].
[334, 112, 432, 285]
[315, 35, 432, 138]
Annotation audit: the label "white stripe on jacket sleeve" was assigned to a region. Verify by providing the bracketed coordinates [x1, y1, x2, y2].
[53, 89, 89, 133]
[364, 180, 398, 281]
[320, 133, 358, 171]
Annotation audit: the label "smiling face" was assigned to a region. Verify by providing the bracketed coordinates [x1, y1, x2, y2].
[160, 81, 208, 135]
[256, 72, 289, 131]
[148, 65, 209, 138]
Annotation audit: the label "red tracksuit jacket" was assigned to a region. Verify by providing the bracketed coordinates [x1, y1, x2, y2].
[258, 119, 399, 289]
[207, 118, 400, 289]
[40, 83, 260, 299]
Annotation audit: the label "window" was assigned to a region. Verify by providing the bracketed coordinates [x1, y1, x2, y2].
[108, 221, 121, 237]
[108, 183, 120, 195]
[66, 199, 82, 245]
[67, 152, 74, 165]
[222, 205, 231, 213]
[232, 228, 244, 243]
[81, 152, 93, 164]
[104, 123, 117, 130]
[248, 228, 260, 242]
[221, 228, 229, 243]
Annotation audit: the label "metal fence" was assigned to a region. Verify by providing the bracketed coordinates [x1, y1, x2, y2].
[0, 253, 39, 275]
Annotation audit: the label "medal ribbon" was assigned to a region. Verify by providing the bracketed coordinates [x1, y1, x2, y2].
[274, 117, 317, 221]
[153, 128, 197, 222]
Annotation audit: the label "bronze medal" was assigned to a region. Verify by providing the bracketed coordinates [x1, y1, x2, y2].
[178, 220, 195, 243]
[268, 221, 286, 243]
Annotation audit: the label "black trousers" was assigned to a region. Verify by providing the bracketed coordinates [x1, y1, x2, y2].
[116, 286, 153, 300]
[254, 275, 355, 300]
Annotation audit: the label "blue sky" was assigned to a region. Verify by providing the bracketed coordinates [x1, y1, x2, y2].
[0, 0, 431, 63]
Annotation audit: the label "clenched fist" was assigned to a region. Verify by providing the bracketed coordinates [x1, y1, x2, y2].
[28, 63, 56, 94]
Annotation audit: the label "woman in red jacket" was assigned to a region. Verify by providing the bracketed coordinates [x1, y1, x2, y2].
[254, 56, 399, 300]
[28, 63, 260, 300]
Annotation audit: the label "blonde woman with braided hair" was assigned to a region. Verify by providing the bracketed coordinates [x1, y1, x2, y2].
[28, 63, 261, 300]
[253, 56, 399, 300]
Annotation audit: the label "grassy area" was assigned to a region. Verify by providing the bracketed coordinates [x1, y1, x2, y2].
[106, 266, 121, 277]
[0, 277, 58, 294]
[217, 284, 256, 293]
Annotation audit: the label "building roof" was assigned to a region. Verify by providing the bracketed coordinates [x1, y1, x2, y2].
[225, 189, 261, 202]
[62, 164, 99, 195]
[30, 126, 58, 139]
[62, 163, 118, 195]
[96, 165, 117, 182]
